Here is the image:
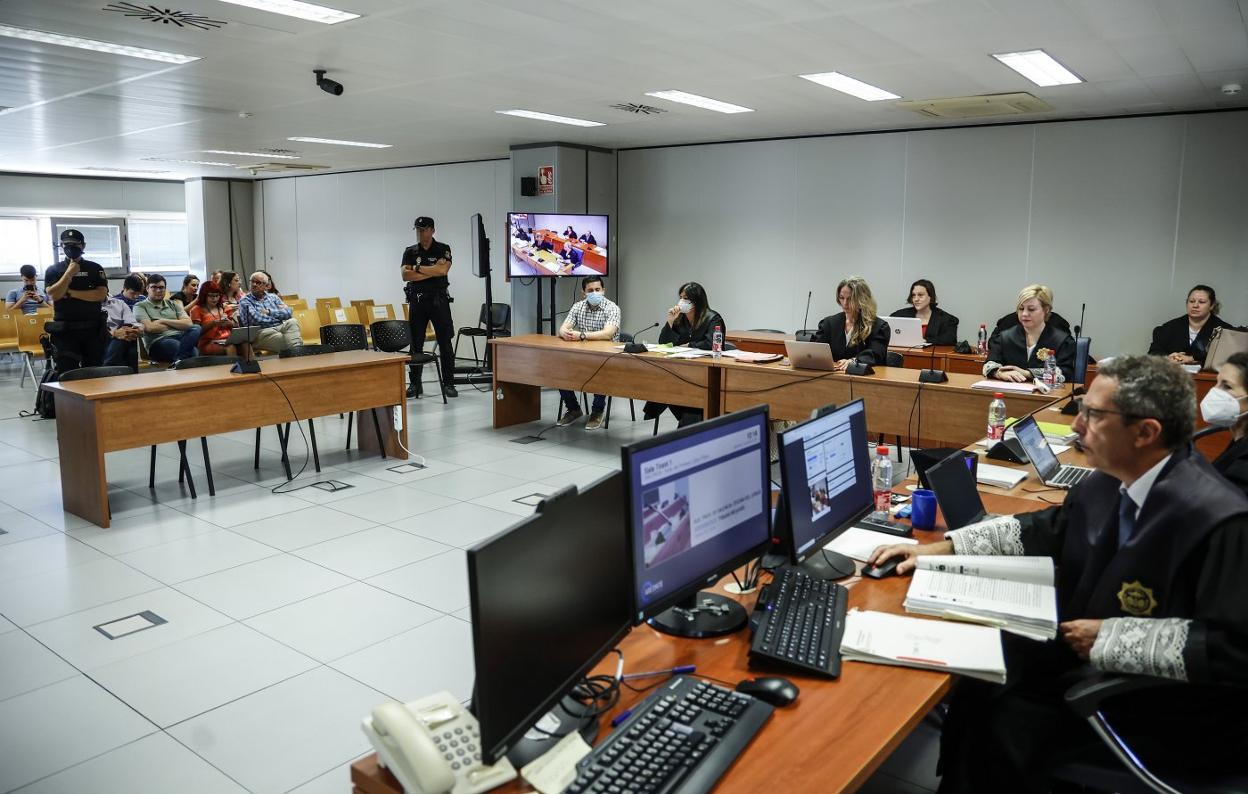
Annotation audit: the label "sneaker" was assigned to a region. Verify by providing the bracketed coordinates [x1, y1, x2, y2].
[443, 384, 459, 398]
[557, 408, 584, 427]
[585, 413, 605, 430]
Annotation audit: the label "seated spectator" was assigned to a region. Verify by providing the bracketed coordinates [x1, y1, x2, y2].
[189, 280, 241, 356]
[112, 273, 146, 308]
[237, 271, 302, 352]
[5, 264, 50, 314]
[134, 274, 201, 363]
[1149, 284, 1236, 367]
[984, 284, 1075, 383]
[579, 231, 597, 246]
[254, 269, 280, 295]
[102, 294, 142, 370]
[218, 271, 244, 306]
[1207, 351, 1248, 495]
[169, 274, 200, 310]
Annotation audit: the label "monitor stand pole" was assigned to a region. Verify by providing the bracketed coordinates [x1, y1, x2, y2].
[648, 591, 748, 639]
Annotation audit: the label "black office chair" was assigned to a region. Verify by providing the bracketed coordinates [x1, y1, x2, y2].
[1050, 675, 1248, 793]
[378, 318, 447, 405]
[57, 366, 134, 381]
[320, 323, 389, 454]
[146, 356, 239, 498]
[454, 303, 511, 369]
[1073, 337, 1093, 385]
[250, 346, 336, 476]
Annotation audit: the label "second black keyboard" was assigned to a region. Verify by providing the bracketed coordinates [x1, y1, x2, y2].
[749, 566, 849, 677]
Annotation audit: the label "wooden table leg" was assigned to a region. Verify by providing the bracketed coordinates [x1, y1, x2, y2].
[492, 380, 541, 428]
[356, 405, 409, 459]
[55, 397, 110, 528]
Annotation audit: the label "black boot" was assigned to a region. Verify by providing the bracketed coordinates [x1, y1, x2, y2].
[407, 365, 424, 398]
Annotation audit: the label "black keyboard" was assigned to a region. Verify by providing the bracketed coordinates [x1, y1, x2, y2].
[566, 677, 772, 794]
[748, 566, 849, 677]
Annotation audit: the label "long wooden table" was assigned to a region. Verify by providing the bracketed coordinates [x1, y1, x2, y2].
[43, 350, 409, 528]
[352, 491, 1046, 794]
[491, 335, 721, 428]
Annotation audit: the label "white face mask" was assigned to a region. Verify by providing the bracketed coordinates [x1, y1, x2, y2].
[677, 299, 693, 313]
[1199, 387, 1247, 427]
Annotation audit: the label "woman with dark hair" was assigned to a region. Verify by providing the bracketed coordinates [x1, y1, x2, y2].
[217, 271, 243, 307]
[169, 274, 200, 310]
[1149, 284, 1236, 366]
[189, 280, 240, 356]
[644, 282, 726, 426]
[1207, 351, 1248, 494]
[890, 278, 959, 345]
[814, 276, 890, 370]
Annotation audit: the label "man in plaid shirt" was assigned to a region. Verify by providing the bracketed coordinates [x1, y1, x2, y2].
[557, 275, 620, 430]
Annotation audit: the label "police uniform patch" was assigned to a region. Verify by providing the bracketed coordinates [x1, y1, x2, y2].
[1117, 580, 1158, 616]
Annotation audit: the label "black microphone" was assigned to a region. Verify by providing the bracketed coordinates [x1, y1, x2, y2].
[918, 334, 947, 383]
[232, 294, 261, 373]
[1074, 302, 1086, 338]
[623, 322, 660, 354]
[800, 290, 812, 334]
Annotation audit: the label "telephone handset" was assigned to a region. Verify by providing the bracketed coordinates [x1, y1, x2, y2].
[362, 691, 517, 794]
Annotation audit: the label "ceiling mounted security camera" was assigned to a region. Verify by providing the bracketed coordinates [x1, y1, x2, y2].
[314, 69, 344, 96]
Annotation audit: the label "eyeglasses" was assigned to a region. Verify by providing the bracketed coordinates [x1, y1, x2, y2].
[1076, 402, 1153, 423]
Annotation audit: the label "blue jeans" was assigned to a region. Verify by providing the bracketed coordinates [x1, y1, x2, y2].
[103, 338, 138, 371]
[148, 326, 202, 362]
[560, 390, 605, 414]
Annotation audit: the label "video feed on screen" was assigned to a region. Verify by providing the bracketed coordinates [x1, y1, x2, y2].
[507, 212, 608, 278]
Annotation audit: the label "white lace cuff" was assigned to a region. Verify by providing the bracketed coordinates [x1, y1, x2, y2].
[1091, 617, 1191, 682]
[983, 361, 1002, 378]
[945, 516, 1024, 556]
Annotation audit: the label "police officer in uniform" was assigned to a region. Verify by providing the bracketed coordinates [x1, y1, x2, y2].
[402, 217, 458, 398]
[44, 229, 110, 373]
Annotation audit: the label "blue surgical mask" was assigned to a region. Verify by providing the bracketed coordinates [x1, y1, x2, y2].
[585, 291, 604, 307]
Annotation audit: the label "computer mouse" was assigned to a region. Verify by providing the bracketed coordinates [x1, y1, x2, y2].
[863, 558, 900, 579]
[735, 676, 800, 707]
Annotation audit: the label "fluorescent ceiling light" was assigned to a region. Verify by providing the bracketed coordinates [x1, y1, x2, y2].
[0, 23, 199, 64]
[495, 110, 605, 127]
[287, 136, 392, 148]
[82, 166, 171, 174]
[991, 49, 1082, 87]
[798, 71, 899, 101]
[644, 90, 753, 114]
[144, 158, 236, 167]
[215, 0, 359, 24]
[203, 150, 300, 159]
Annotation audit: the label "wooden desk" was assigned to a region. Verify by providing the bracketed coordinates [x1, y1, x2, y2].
[352, 492, 1046, 794]
[43, 351, 409, 528]
[490, 335, 721, 429]
[719, 360, 1070, 449]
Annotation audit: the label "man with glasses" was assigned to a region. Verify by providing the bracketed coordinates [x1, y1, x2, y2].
[134, 274, 200, 363]
[238, 271, 302, 352]
[869, 354, 1248, 791]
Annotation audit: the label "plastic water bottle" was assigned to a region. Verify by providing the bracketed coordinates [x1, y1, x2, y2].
[977, 323, 988, 356]
[1043, 356, 1057, 389]
[871, 446, 893, 518]
[987, 393, 1007, 440]
[711, 325, 723, 359]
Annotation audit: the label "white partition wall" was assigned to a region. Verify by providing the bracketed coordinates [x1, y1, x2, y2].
[618, 110, 1248, 357]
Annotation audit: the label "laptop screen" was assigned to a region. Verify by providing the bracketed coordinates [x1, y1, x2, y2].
[1013, 416, 1060, 480]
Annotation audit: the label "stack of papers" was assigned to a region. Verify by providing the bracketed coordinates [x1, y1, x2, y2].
[975, 463, 1028, 489]
[903, 554, 1058, 640]
[824, 527, 918, 562]
[1007, 417, 1078, 444]
[971, 379, 1036, 393]
[840, 609, 1007, 684]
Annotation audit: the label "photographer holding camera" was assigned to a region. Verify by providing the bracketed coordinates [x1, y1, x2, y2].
[5, 264, 49, 314]
[402, 216, 457, 399]
[44, 229, 110, 372]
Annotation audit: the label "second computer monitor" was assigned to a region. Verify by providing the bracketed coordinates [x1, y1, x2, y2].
[776, 399, 872, 579]
[622, 405, 772, 639]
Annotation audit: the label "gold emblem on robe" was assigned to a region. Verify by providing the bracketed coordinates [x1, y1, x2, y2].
[1117, 580, 1158, 616]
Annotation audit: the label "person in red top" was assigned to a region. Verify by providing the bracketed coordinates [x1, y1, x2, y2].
[189, 280, 240, 355]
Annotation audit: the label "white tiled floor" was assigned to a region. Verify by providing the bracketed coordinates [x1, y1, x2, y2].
[0, 363, 937, 793]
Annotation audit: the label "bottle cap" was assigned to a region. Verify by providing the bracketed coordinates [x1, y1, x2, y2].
[993, 392, 1003, 398]
[877, 446, 889, 455]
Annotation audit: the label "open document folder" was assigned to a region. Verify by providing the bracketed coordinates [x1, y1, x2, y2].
[903, 554, 1058, 641]
[840, 609, 1007, 684]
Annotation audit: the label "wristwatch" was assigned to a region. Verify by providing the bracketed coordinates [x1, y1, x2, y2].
[579, 331, 586, 342]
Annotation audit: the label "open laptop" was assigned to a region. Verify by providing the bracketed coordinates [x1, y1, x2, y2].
[784, 339, 836, 371]
[888, 316, 929, 348]
[1013, 415, 1094, 488]
[926, 451, 994, 529]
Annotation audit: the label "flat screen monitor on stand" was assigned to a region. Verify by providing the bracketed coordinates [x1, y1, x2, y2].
[467, 472, 632, 768]
[452, 213, 495, 385]
[773, 399, 873, 580]
[621, 405, 772, 639]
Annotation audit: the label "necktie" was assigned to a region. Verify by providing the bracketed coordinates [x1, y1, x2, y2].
[1117, 492, 1137, 549]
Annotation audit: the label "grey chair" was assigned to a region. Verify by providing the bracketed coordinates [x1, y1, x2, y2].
[454, 303, 511, 369]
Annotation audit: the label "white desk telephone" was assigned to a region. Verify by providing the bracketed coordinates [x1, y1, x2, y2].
[362, 691, 517, 794]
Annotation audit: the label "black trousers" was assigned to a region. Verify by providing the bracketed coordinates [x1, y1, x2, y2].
[407, 291, 455, 386]
[49, 322, 107, 373]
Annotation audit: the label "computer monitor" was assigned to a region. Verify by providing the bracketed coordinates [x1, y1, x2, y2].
[506, 212, 608, 278]
[926, 451, 987, 530]
[622, 405, 771, 639]
[468, 473, 631, 766]
[774, 399, 872, 580]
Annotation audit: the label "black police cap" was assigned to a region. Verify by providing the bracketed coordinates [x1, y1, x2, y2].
[60, 229, 85, 244]
[414, 216, 435, 229]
